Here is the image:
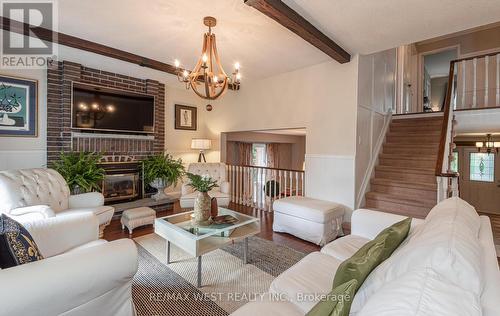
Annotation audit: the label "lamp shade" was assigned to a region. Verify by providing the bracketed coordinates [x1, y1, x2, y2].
[191, 138, 212, 150]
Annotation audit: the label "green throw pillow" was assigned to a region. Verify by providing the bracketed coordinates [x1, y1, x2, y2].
[332, 217, 412, 292]
[306, 279, 358, 316]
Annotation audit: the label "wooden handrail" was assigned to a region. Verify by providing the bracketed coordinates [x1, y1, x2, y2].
[229, 164, 305, 173]
[435, 61, 456, 176]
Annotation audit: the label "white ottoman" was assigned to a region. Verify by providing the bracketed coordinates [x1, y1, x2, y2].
[120, 207, 156, 235]
[272, 196, 349, 246]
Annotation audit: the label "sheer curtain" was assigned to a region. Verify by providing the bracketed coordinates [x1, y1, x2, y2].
[266, 143, 280, 168]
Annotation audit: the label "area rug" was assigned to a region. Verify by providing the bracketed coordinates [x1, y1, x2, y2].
[132, 234, 306, 316]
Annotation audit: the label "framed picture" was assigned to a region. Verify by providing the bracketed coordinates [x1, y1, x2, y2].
[175, 104, 197, 130]
[0, 75, 38, 137]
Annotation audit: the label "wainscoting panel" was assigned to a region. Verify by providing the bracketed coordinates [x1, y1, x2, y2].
[0, 150, 46, 170]
[305, 154, 355, 215]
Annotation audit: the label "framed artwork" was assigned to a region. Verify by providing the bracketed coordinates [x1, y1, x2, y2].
[175, 104, 197, 130]
[0, 75, 38, 137]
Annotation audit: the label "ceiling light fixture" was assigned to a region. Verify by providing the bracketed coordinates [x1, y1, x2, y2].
[174, 16, 241, 111]
[476, 134, 500, 154]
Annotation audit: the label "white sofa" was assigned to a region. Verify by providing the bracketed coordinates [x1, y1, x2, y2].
[0, 213, 138, 316]
[231, 197, 500, 316]
[180, 163, 231, 208]
[0, 168, 114, 236]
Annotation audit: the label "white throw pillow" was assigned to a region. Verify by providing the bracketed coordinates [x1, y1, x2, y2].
[357, 268, 481, 316]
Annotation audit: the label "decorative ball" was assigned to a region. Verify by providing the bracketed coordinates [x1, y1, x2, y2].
[206, 104, 213, 111]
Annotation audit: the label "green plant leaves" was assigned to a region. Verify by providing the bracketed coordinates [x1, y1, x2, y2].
[185, 173, 218, 193]
[51, 151, 105, 194]
[142, 154, 185, 187]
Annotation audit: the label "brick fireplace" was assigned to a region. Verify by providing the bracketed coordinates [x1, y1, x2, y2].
[46, 61, 165, 165]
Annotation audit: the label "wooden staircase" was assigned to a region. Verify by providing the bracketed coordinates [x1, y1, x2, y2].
[365, 115, 444, 218]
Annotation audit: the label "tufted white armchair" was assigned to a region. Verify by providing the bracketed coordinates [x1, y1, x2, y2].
[180, 163, 230, 209]
[0, 168, 114, 236]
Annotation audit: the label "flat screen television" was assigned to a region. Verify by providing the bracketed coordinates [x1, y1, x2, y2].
[72, 83, 154, 134]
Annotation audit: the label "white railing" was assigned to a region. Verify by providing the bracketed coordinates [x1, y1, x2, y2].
[455, 51, 500, 110]
[226, 164, 305, 211]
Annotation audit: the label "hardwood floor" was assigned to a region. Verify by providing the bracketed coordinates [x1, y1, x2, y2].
[103, 201, 320, 254]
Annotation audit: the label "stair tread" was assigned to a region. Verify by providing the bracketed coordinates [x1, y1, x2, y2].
[388, 131, 441, 135]
[375, 165, 435, 174]
[371, 178, 437, 190]
[392, 116, 443, 122]
[384, 143, 439, 148]
[379, 153, 437, 161]
[366, 191, 436, 207]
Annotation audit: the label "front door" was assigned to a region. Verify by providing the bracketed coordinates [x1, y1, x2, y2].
[459, 148, 500, 213]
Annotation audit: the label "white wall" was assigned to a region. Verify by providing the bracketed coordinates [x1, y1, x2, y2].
[355, 49, 397, 208]
[455, 107, 500, 134]
[205, 58, 360, 208]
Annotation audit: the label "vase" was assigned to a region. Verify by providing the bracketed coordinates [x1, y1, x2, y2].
[150, 178, 171, 201]
[192, 191, 212, 226]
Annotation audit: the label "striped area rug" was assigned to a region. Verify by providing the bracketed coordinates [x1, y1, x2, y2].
[132, 234, 306, 316]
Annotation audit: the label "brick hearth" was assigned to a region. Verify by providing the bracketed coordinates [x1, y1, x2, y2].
[46, 61, 165, 164]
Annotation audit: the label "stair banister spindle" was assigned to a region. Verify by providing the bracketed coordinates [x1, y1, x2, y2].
[295, 171, 299, 196]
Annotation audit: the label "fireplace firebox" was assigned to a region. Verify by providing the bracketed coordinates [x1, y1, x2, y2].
[99, 161, 143, 203]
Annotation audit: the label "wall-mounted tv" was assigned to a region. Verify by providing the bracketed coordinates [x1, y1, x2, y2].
[72, 82, 154, 134]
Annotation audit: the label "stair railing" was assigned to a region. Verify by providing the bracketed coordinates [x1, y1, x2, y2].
[226, 164, 305, 211]
[453, 51, 500, 110]
[436, 61, 459, 201]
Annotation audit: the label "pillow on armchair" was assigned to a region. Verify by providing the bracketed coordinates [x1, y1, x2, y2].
[0, 214, 44, 269]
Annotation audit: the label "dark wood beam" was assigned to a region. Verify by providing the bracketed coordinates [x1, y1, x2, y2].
[0, 17, 240, 90]
[1, 17, 178, 74]
[244, 0, 351, 63]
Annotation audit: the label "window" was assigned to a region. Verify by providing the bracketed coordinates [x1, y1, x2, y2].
[450, 151, 458, 173]
[252, 143, 267, 167]
[469, 153, 494, 182]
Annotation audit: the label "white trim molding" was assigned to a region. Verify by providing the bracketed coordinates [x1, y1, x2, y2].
[356, 111, 392, 209]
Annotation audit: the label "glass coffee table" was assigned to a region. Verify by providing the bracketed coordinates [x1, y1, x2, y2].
[154, 207, 260, 287]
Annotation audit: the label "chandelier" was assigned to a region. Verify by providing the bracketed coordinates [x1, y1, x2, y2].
[174, 16, 241, 111]
[475, 134, 500, 154]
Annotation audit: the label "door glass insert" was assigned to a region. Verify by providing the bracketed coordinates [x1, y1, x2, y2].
[469, 153, 494, 182]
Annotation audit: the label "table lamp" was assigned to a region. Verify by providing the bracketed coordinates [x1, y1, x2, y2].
[191, 138, 212, 162]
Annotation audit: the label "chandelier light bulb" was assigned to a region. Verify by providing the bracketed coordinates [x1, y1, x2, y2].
[236, 73, 241, 80]
[174, 59, 180, 68]
[213, 75, 218, 83]
[202, 54, 208, 63]
[182, 70, 189, 78]
[234, 62, 240, 70]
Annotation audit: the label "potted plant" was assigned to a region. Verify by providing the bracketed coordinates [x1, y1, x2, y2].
[143, 154, 185, 201]
[186, 173, 218, 226]
[52, 151, 105, 194]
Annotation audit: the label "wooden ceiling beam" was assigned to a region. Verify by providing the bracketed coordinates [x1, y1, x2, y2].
[245, 0, 351, 63]
[0, 17, 178, 75]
